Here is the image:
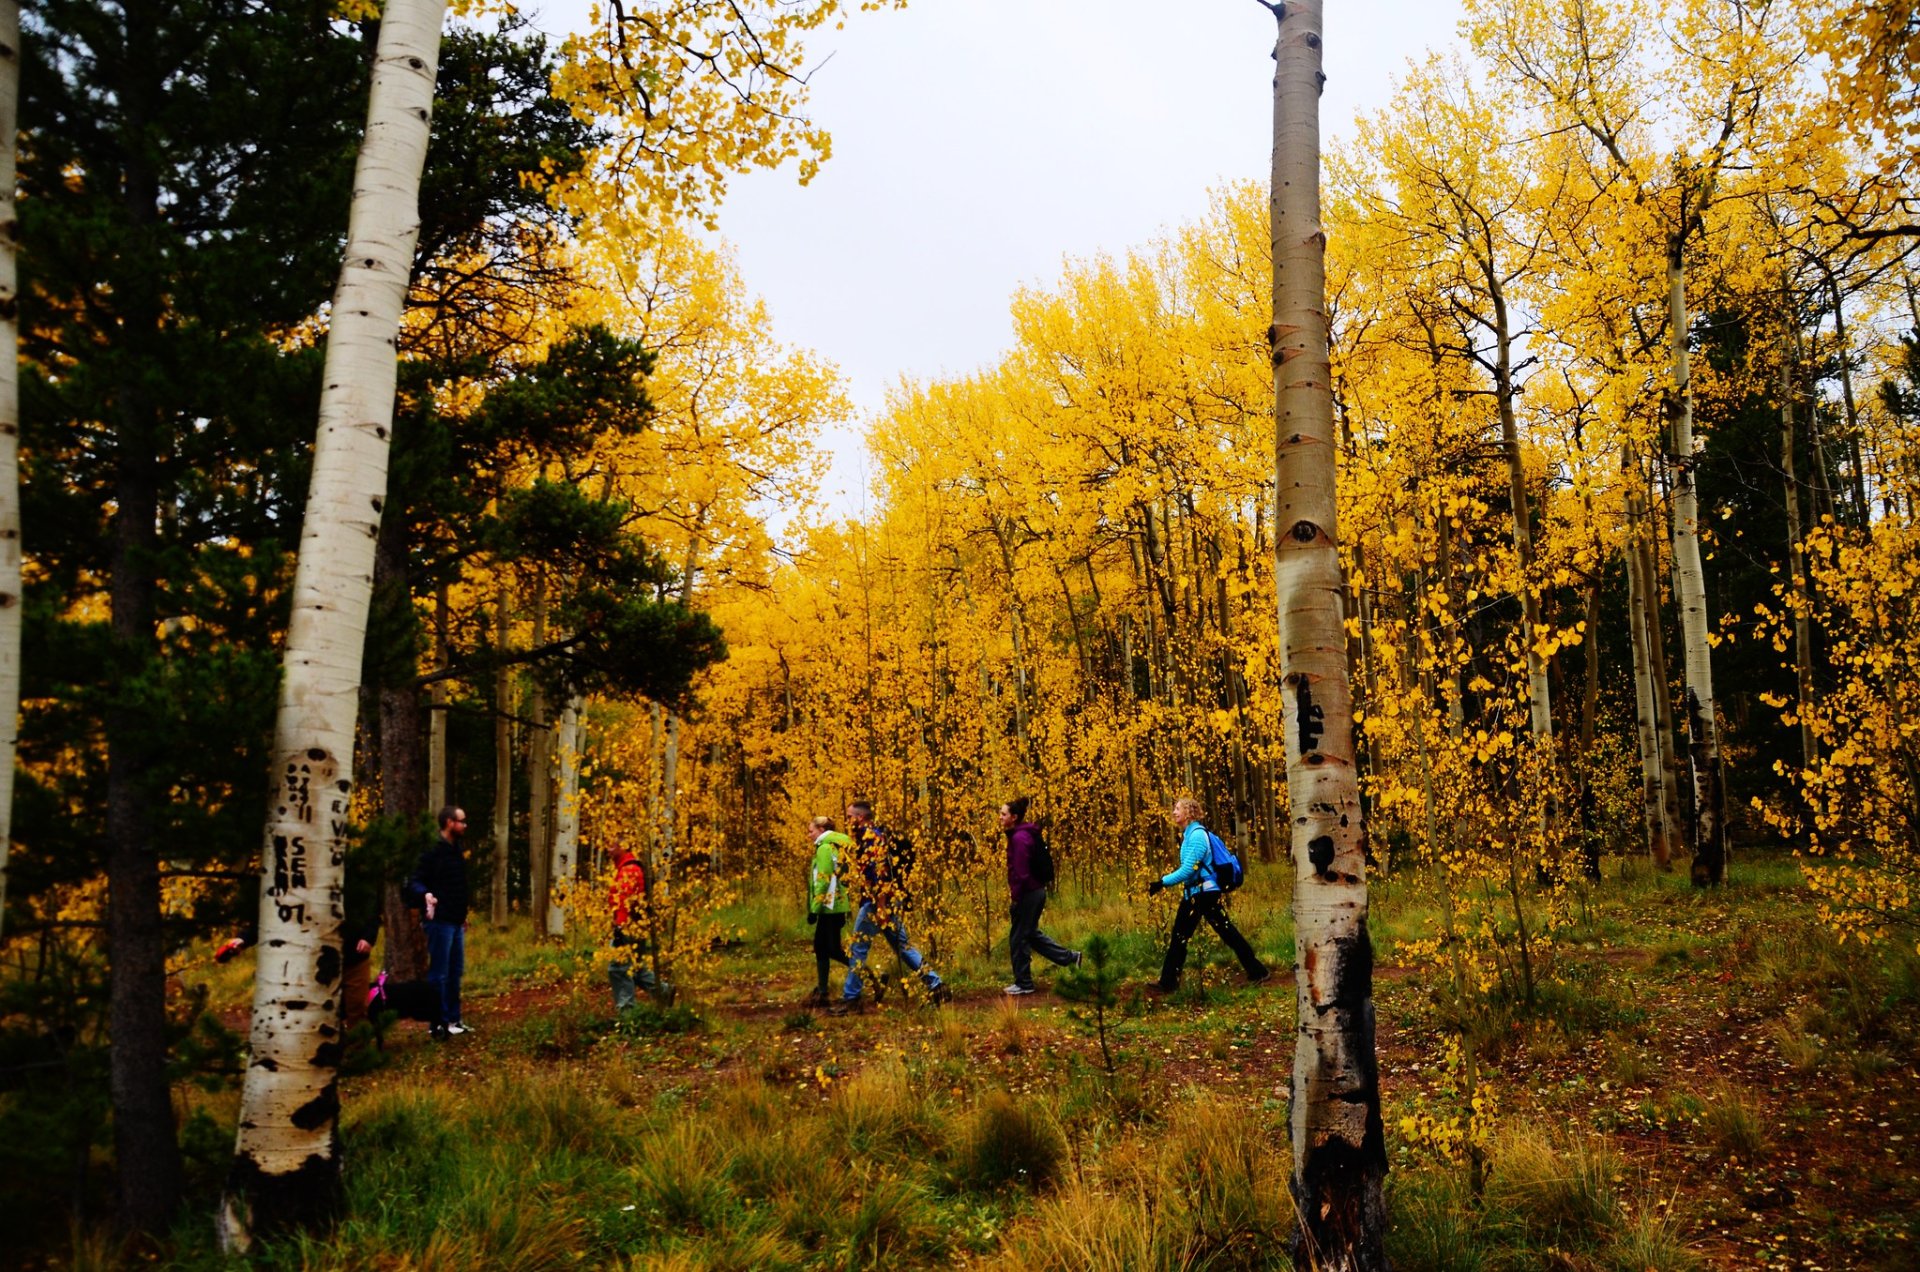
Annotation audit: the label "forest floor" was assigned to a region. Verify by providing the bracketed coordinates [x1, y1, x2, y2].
[36, 855, 1920, 1270]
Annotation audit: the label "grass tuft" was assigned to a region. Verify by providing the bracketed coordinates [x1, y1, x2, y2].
[954, 1090, 1067, 1192]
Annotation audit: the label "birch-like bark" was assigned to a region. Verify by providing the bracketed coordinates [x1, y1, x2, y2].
[224, 0, 447, 1242]
[0, 0, 19, 941]
[490, 586, 511, 927]
[547, 695, 581, 936]
[1623, 520, 1671, 868]
[1664, 248, 1727, 885]
[1263, 2, 1388, 1265]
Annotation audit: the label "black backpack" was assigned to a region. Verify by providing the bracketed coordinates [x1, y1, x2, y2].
[1030, 824, 1057, 887]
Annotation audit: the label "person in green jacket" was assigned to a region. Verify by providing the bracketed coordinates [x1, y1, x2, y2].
[807, 815, 853, 1005]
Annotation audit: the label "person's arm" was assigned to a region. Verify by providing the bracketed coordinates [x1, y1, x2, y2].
[1160, 825, 1208, 888]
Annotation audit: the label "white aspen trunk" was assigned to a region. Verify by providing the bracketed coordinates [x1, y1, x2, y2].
[1779, 325, 1817, 769]
[1264, 3, 1388, 1266]
[1494, 315, 1553, 743]
[546, 694, 581, 936]
[0, 0, 20, 942]
[490, 585, 511, 928]
[1623, 522, 1671, 868]
[1664, 248, 1727, 885]
[661, 712, 682, 860]
[223, 0, 447, 1243]
[426, 583, 448, 813]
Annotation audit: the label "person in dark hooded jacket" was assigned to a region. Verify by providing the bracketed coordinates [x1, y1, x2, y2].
[1000, 795, 1081, 995]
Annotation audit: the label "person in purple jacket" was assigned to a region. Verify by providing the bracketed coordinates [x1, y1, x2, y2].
[1000, 795, 1082, 996]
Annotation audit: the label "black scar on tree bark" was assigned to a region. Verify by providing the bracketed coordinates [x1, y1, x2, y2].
[1291, 928, 1389, 1271]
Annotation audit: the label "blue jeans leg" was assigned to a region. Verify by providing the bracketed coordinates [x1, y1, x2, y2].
[880, 919, 942, 990]
[841, 902, 879, 1002]
[425, 920, 464, 1026]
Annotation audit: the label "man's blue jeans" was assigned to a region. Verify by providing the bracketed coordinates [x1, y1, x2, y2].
[424, 920, 465, 1026]
[841, 900, 941, 1002]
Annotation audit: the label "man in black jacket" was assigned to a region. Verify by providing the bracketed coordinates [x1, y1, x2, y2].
[409, 805, 472, 1039]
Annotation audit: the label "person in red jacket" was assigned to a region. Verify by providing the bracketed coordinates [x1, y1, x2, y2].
[607, 845, 667, 1009]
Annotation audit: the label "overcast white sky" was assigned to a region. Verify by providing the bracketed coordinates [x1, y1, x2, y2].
[525, 2, 1466, 511]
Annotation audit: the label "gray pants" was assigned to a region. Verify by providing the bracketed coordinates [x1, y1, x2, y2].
[1009, 887, 1077, 989]
[610, 953, 666, 1010]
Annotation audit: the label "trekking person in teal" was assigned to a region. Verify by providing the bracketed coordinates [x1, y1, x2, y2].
[830, 799, 951, 1014]
[807, 815, 853, 1005]
[1148, 795, 1269, 991]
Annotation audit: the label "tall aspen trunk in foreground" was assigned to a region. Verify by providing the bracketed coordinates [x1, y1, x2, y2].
[0, 0, 20, 941]
[547, 694, 581, 936]
[223, 0, 447, 1242]
[1259, 2, 1388, 1266]
[1664, 246, 1727, 885]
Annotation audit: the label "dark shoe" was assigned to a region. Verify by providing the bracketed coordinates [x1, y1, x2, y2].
[1246, 967, 1274, 986]
[1070, 950, 1085, 967]
[805, 986, 830, 1007]
[430, 1024, 451, 1041]
[929, 983, 953, 1006]
[870, 973, 890, 1005]
[1144, 982, 1176, 996]
[827, 999, 864, 1017]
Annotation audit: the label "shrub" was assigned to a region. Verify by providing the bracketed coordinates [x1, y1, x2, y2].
[954, 1090, 1066, 1192]
[1486, 1125, 1620, 1241]
[1700, 1082, 1767, 1160]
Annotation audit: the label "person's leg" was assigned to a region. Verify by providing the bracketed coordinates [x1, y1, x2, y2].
[1025, 889, 1078, 968]
[1157, 896, 1202, 990]
[340, 956, 371, 1035]
[814, 913, 849, 997]
[840, 903, 877, 1002]
[424, 920, 453, 1028]
[881, 918, 942, 990]
[1199, 894, 1268, 979]
[609, 953, 637, 1011]
[1007, 890, 1040, 989]
[823, 913, 850, 966]
[447, 925, 466, 1024]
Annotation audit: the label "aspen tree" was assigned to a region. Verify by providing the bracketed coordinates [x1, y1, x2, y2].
[549, 695, 582, 935]
[0, 0, 17, 941]
[1259, 1, 1388, 1266]
[491, 585, 512, 928]
[224, 0, 447, 1242]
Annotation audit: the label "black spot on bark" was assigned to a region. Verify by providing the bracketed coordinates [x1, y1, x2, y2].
[290, 1082, 339, 1132]
[306, 748, 326, 761]
[1296, 681, 1325, 752]
[224, 1145, 344, 1240]
[1308, 835, 1336, 877]
[316, 945, 341, 987]
[283, 1001, 310, 1013]
[312, 1041, 342, 1070]
[1291, 520, 1317, 542]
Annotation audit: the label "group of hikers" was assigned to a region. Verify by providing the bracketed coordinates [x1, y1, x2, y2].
[218, 791, 1270, 1043]
[795, 793, 1270, 1012]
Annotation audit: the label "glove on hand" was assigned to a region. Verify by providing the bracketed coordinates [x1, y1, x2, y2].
[806, 912, 818, 926]
[1146, 879, 1166, 897]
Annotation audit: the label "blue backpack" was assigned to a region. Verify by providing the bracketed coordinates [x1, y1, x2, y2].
[1203, 828, 1245, 892]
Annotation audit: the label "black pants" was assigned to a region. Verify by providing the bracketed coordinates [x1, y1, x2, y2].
[1009, 887, 1077, 989]
[1158, 891, 1266, 989]
[813, 912, 849, 990]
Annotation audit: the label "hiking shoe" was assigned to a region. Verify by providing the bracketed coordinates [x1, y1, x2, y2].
[1070, 950, 1085, 967]
[827, 999, 865, 1017]
[929, 984, 953, 1006]
[1003, 984, 1037, 996]
[446, 1022, 471, 1035]
[1246, 967, 1274, 987]
[430, 1024, 452, 1041]
[1144, 982, 1176, 996]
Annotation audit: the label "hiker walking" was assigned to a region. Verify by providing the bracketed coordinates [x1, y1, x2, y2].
[607, 844, 668, 1010]
[1148, 796, 1269, 992]
[806, 816, 853, 1005]
[1001, 795, 1081, 996]
[831, 799, 951, 1014]
[409, 805, 473, 1039]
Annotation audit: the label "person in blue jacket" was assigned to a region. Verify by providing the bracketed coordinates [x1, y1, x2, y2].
[1147, 795, 1269, 991]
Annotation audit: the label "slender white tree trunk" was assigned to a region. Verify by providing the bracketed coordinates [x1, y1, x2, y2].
[222, 0, 447, 1243]
[1623, 516, 1671, 868]
[547, 694, 581, 936]
[1664, 248, 1727, 885]
[0, 0, 20, 941]
[1779, 323, 1817, 769]
[1263, 3, 1387, 1266]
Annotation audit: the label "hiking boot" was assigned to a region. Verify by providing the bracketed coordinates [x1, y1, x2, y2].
[929, 983, 953, 1006]
[430, 1024, 452, 1041]
[446, 1022, 471, 1035]
[1070, 950, 1085, 967]
[827, 998, 865, 1017]
[1246, 967, 1274, 987]
[1003, 983, 1037, 996]
[1144, 982, 1176, 997]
